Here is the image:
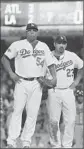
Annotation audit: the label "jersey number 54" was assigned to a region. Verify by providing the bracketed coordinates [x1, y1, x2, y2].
[36, 57, 44, 67]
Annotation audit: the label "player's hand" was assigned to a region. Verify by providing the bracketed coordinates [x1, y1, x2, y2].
[9, 72, 22, 83]
[37, 77, 56, 89]
[37, 77, 45, 88]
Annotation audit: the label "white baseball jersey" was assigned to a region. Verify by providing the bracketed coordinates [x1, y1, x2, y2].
[5, 39, 54, 78]
[47, 50, 83, 88]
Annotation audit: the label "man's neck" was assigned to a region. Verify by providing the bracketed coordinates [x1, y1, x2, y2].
[55, 55, 60, 60]
[53, 51, 60, 59]
[53, 50, 64, 60]
[27, 39, 38, 49]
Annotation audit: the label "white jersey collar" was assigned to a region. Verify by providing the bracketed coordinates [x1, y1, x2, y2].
[53, 50, 65, 60]
[59, 53, 65, 60]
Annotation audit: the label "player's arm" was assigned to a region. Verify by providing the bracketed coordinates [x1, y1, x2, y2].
[1, 54, 14, 76]
[70, 54, 83, 89]
[37, 44, 57, 88]
[1, 44, 21, 83]
[70, 67, 83, 89]
[47, 64, 57, 87]
[37, 64, 56, 88]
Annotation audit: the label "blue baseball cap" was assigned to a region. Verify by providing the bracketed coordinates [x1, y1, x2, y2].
[26, 23, 38, 31]
[54, 35, 67, 44]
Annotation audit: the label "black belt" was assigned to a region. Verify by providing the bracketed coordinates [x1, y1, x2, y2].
[23, 77, 40, 81]
[16, 73, 40, 81]
[56, 87, 68, 90]
[23, 77, 35, 81]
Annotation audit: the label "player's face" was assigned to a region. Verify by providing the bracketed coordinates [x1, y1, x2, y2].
[26, 29, 38, 42]
[54, 41, 67, 56]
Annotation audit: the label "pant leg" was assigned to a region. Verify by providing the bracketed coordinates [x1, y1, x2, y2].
[59, 112, 65, 144]
[20, 81, 42, 147]
[47, 89, 62, 148]
[62, 88, 76, 148]
[7, 81, 27, 147]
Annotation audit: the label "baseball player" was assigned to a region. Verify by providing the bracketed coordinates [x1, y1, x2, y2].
[46, 35, 83, 148]
[1, 23, 56, 148]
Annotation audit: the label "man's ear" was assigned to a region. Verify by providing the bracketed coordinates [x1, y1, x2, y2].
[54, 42, 55, 47]
[65, 43, 67, 49]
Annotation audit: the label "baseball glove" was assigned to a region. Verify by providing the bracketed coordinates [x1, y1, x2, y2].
[37, 77, 55, 89]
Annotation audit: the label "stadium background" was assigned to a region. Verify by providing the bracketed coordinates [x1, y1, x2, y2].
[0, 0, 83, 148]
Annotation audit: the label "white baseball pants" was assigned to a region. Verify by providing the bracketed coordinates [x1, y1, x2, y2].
[7, 79, 42, 147]
[47, 88, 76, 148]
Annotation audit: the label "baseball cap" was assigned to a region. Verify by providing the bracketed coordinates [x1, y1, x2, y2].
[54, 35, 67, 44]
[26, 23, 38, 31]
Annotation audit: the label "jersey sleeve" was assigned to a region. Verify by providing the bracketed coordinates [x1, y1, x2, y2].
[73, 53, 83, 69]
[44, 44, 55, 66]
[4, 42, 17, 59]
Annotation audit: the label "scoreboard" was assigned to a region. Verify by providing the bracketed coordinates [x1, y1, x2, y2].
[1, 1, 83, 26]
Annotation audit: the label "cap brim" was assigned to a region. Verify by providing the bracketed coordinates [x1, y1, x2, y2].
[26, 27, 38, 31]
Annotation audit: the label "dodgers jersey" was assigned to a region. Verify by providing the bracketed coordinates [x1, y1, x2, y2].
[47, 50, 83, 88]
[5, 39, 54, 78]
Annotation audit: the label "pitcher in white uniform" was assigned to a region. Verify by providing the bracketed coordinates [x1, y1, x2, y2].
[47, 35, 83, 148]
[1, 23, 56, 148]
